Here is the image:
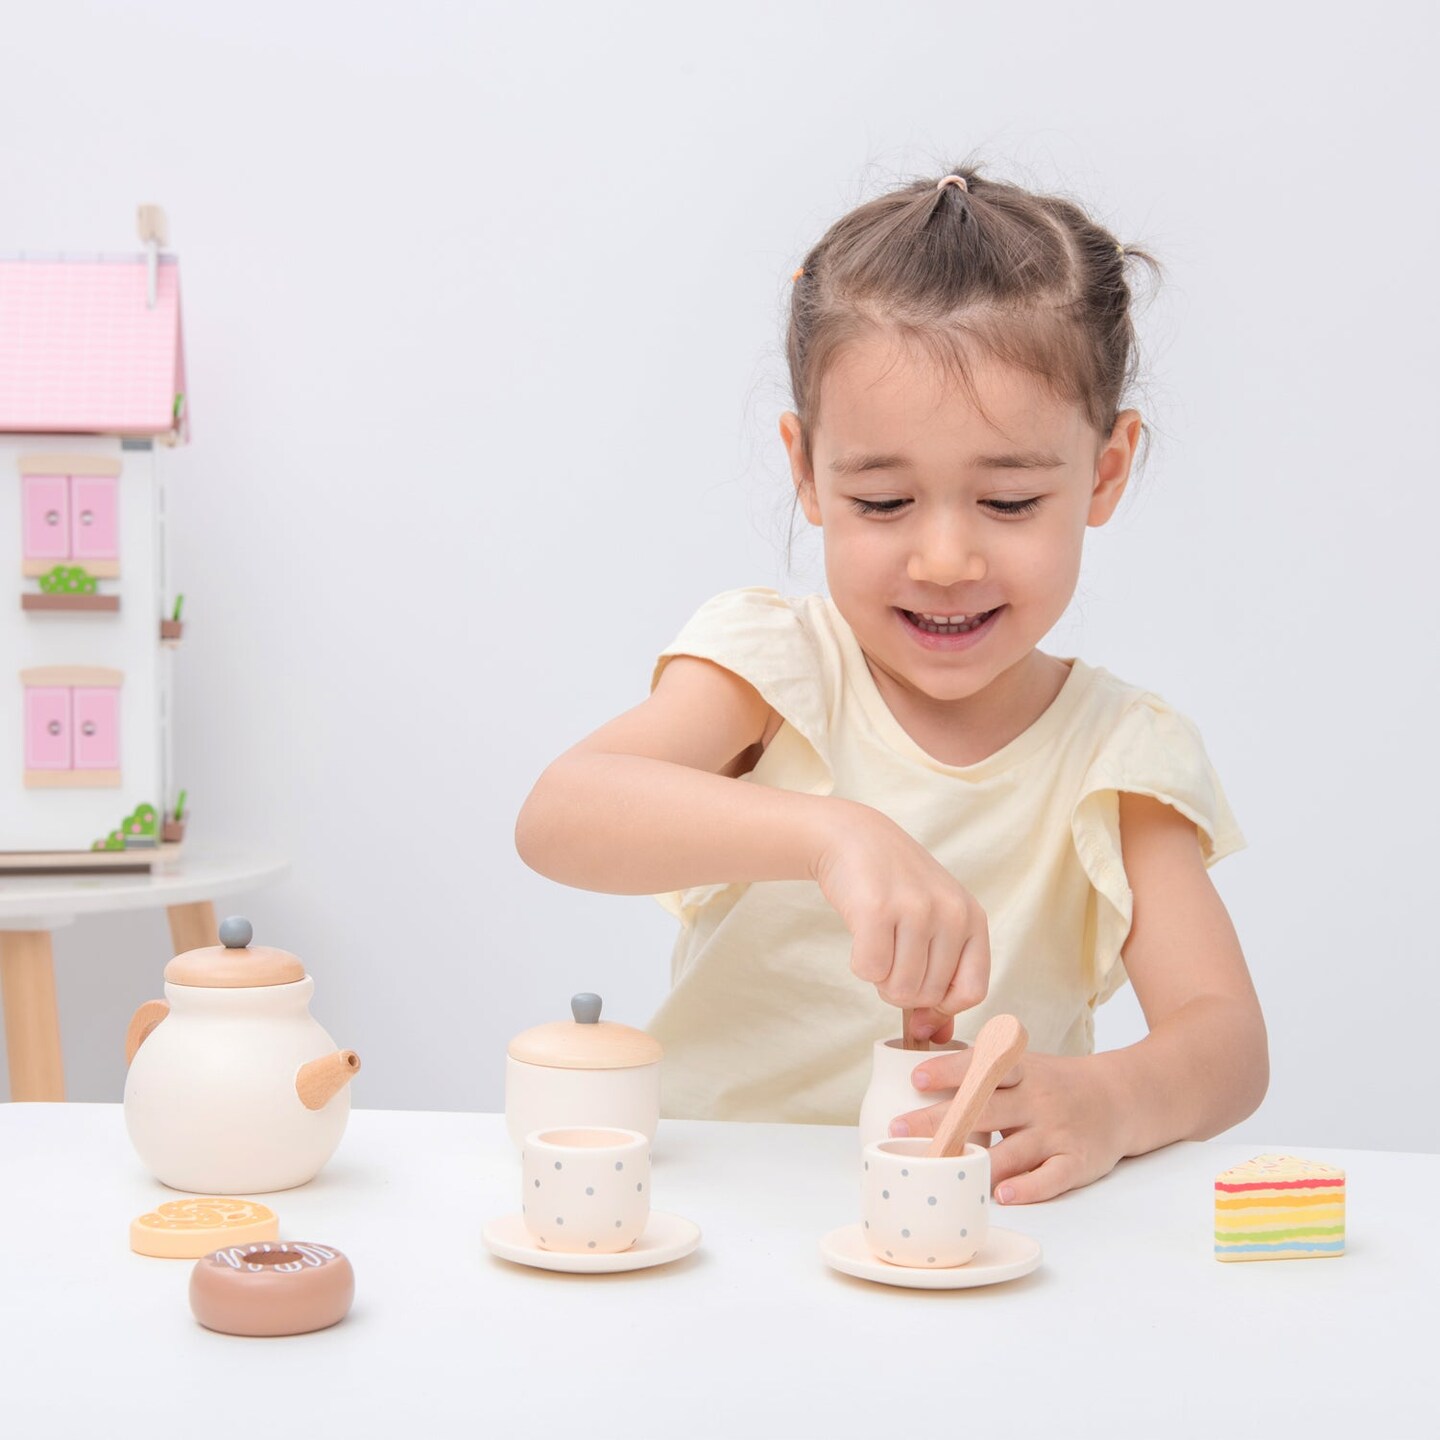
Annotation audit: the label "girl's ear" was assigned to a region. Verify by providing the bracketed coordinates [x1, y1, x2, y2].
[779, 411, 823, 526]
[1088, 409, 1142, 526]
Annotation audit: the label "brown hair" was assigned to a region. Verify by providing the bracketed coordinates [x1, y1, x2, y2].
[785, 159, 1161, 472]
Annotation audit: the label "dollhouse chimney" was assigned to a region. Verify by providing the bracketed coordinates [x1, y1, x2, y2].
[136, 204, 168, 309]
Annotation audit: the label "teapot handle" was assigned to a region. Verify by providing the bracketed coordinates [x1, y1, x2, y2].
[125, 999, 170, 1065]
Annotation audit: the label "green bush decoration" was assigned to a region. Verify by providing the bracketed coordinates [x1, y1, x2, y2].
[124, 803, 159, 837]
[38, 564, 97, 595]
[93, 804, 159, 851]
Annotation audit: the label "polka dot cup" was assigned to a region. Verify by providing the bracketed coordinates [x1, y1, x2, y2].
[521, 1127, 650, 1254]
[861, 1138, 990, 1268]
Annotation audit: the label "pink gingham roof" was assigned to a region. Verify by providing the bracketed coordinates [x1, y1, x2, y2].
[0, 256, 188, 440]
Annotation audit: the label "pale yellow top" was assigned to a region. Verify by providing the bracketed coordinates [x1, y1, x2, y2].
[646, 587, 1246, 1125]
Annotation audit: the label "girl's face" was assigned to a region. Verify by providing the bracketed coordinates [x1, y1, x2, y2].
[781, 333, 1141, 716]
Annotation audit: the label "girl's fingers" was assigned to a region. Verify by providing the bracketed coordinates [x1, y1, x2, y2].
[878, 916, 929, 1008]
[917, 921, 967, 1023]
[908, 1008, 955, 1044]
[904, 1046, 972, 1094]
[886, 1098, 949, 1139]
[900, 1048, 1022, 1097]
[938, 922, 991, 1017]
[849, 920, 893, 985]
[984, 1131, 1046, 1192]
[992, 1152, 1079, 1207]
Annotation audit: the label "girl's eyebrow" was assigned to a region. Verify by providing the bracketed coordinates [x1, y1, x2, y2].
[829, 449, 1065, 475]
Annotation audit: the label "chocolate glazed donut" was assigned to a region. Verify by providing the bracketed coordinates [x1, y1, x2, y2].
[190, 1242, 355, 1337]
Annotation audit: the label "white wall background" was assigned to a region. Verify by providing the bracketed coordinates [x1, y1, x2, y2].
[2, 0, 1435, 1153]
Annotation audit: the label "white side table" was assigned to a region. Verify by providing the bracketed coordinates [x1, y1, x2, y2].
[0, 852, 287, 1101]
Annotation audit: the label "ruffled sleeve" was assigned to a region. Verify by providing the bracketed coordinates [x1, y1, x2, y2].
[1071, 694, 1247, 1006]
[651, 587, 834, 923]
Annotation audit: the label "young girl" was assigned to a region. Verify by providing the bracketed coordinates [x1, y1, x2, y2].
[515, 162, 1268, 1206]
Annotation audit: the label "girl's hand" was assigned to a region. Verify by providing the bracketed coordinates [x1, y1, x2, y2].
[811, 803, 990, 1040]
[888, 1049, 1126, 1205]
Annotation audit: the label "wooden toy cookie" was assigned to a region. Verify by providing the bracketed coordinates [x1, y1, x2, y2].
[130, 1197, 279, 1258]
[1214, 1155, 1345, 1261]
[190, 1242, 354, 1337]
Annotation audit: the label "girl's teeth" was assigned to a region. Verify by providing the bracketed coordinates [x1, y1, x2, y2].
[906, 609, 993, 635]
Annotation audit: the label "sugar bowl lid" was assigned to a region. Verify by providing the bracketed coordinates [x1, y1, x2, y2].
[164, 916, 305, 988]
[507, 993, 663, 1071]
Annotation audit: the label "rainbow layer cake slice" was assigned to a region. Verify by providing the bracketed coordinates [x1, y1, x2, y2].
[1214, 1154, 1345, 1262]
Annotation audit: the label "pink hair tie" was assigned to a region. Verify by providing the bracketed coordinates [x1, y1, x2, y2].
[936, 175, 969, 193]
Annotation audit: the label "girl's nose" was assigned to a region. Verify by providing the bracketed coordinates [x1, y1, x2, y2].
[907, 522, 987, 587]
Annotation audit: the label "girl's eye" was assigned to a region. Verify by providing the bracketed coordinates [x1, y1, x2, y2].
[849, 498, 910, 516]
[985, 497, 1042, 517]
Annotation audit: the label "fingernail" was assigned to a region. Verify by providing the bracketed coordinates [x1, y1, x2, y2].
[888, 1121, 910, 1138]
[912, 1071, 931, 1090]
[998, 1184, 1014, 1204]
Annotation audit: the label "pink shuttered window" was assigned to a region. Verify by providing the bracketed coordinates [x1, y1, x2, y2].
[21, 473, 119, 562]
[22, 475, 70, 559]
[69, 476, 118, 559]
[71, 687, 120, 769]
[25, 687, 72, 769]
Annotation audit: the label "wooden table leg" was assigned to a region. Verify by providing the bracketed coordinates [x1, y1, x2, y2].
[0, 931, 66, 1102]
[167, 900, 218, 956]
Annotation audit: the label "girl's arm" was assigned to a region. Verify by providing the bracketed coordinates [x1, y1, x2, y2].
[516, 654, 991, 1028]
[890, 791, 1268, 1203]
[1091, 790, 1269, 1153]
[515, 654, 831, 894]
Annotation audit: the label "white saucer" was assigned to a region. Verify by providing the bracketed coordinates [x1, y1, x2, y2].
[820, 1223, 1042, 1290]
[483, 1210, 701, 1274]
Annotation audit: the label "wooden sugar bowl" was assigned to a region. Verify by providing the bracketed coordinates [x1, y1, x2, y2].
[123, 916, 361, 1194]
[505, 993, 662, 1150]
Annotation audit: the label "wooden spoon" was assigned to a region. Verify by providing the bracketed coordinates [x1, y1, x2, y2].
[924, 1014, 1028, 1158]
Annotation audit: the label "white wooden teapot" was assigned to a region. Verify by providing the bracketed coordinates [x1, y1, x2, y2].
[123, 915, 361, 1194]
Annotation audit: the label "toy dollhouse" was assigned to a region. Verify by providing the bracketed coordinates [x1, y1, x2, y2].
[0, 207, 189, 870]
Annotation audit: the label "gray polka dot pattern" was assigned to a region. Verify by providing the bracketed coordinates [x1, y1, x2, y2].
[864, 1149, 988, 1267]
[522, 1142, 651, 1255]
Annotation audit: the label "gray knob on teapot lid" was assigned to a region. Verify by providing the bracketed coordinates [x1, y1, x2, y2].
[219, 915, 253, 949]
[571, 993, 603, 1025]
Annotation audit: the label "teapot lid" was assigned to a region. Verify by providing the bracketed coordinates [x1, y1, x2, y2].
[164, 916, 305, 988]
[507, 993, 663, 1071]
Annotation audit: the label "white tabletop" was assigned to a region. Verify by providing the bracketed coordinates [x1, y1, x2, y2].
[0, 851, 288, 928]
[0, 1105, 1431, 1440]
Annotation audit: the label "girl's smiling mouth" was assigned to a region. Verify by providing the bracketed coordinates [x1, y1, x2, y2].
[896, 605, 1004, 648]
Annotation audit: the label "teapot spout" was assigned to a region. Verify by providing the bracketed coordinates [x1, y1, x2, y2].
[296, 1049, 361, 1110]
